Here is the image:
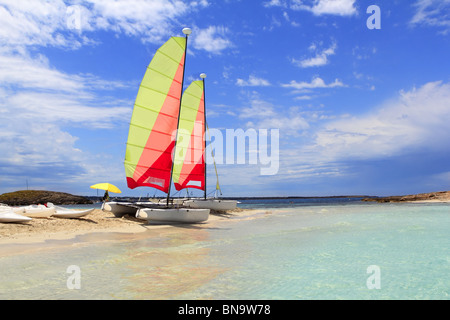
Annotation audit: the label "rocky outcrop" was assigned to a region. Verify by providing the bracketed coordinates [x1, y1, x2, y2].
[362, 191, 450, 203]
[0, 190, 93, 206]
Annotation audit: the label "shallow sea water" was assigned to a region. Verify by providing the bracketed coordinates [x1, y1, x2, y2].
[0, 200, 448, 300]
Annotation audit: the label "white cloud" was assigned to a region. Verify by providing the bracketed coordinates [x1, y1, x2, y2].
[0, 0, 79, 50]
[0, 51, 131, 191]
[294, 95, 314, 100]
[85, 0, 191, 42]
[264, 0, 287, 8]
[410, 0, 450, 33]
[88, 0, 210, 42]
[282, 77, 345, 91]
[192, 26, 233, 54]
[309, 0, 357, 16]
[292, 41, 337, 68]
[6, 91, 130, 128]
[239, 99, 309, 136]
[0, 0, 216, 193]
[253, 81, 450, 188]
[0, 0, 212, 50]
[0, 53, 83, 92]
[0, 51, 131, 126]
[309, 81, 450, 160]
[290, 0, 357, 16]
[236, 75, 271, 87]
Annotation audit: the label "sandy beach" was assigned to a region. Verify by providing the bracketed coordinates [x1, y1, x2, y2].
[0, 208, 252, 247]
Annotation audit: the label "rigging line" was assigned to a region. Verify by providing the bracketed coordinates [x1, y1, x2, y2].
[206, 121, 221, 193]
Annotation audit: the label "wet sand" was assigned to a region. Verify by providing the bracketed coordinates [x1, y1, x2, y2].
[0, 208, 256, 252]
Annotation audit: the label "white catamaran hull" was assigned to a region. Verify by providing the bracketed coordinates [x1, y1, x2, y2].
[102, 202, 138, 217]
[184, 199, 237, 211]
[136, 208, 210, 224]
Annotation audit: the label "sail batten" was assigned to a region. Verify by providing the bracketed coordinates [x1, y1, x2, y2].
[138, 85, 182, 98]
[130, 107, 178, 121]
[125, 142, 175, 154]
[127, 126, 177, 138]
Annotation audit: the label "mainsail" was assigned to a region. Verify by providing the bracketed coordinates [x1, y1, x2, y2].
[172, 80, 206, 192]
[124, 36, 187, 193]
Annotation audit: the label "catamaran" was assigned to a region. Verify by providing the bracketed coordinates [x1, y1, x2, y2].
[178, 74, 238, 211]
[123, 28, 209, 223]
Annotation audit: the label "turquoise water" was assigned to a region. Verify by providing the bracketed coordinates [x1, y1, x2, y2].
[0, 201, 448, 300]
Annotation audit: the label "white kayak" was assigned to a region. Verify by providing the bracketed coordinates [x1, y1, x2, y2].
[53, 208, 95, 219]
[21, 205, 55, 218]
[0, 210, 32, 223]
[136, 207, 210, 224]
[44, 203, 94, 219]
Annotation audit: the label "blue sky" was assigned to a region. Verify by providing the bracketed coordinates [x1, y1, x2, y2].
[0, 0, 449, 197]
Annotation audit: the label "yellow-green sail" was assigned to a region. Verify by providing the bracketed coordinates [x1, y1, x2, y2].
[124, 36, 187, 193]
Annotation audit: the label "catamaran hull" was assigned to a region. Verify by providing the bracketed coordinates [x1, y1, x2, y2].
[136, 208, 210, 224]
[184, 199, 237, 211]
[102, 202, 138, 217]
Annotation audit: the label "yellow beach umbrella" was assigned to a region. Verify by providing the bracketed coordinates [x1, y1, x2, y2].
[90, 183, 122, 194]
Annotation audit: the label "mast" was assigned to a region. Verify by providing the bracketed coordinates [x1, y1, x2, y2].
[200, 73, 207, 200]
[166, 27, 191, 206]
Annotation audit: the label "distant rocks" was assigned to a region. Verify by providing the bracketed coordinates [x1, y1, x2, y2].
[0, 190, 93, 206]
[362, 191, 450, 203]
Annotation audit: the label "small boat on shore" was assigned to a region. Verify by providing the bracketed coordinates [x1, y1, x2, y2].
[102, 201, 142, 217]
[20, 205, 55, 218]
[46, 203, 94, 219]
[0, 209, 32, 223]
[136, 207, 210, 224]
[122, 28, 250, 224]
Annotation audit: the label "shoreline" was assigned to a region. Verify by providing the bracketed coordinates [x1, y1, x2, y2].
[1, 193, 448, 254]
[362, 191, 450, 203]
[405, 199, 449, 203]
